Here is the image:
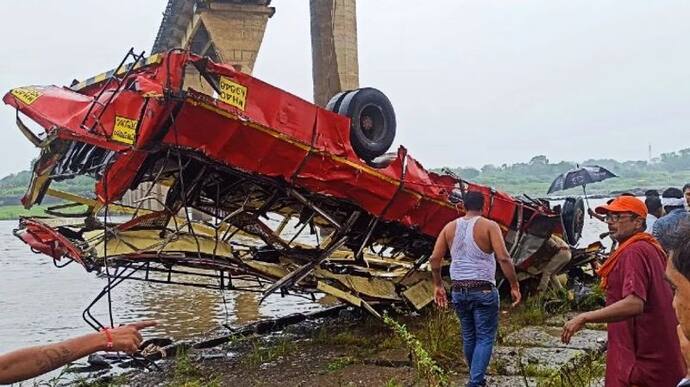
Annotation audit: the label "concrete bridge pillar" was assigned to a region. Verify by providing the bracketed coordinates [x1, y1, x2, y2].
[182, 1, 275, 93]
[310, 0, 359, 107]
[122, 1, 275, 210]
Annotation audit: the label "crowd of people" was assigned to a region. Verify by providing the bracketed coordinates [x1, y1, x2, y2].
[432, 185, 690, 387]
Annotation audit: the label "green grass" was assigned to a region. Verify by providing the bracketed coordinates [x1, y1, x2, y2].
[408, 308, 462, 366]
[242, 338, 296, 368]
[383, 313, 449, 387]
[382, 379, 403, 387]
[72, 374, 129, 387]
[0, 203, 90, 220]
[313, 328, 376, 347]
[0, 205, 48, 220]
[325, 356, 355, 372]
[539, 351, 605, 387]
[171, 350, 220, 387]
[510, 295, 549, 327]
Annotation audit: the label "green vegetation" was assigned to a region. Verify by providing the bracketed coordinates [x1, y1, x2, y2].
[73, 374, 129, 387]
[325, 356, 354, 372]
[313, 328, 374, 347]
[540, 351, 605, 387]
[0, 204, 49, 220]
[0, 169, 96, 220]
[383, 379, 403, 387]
[509, 293, 550, 327]
[0, 170, 95, 205]
[0, 203, 90, 220]
[406, 308, 461, 365]
[442, 148, 690, 196]
[171, 350, 220, 387]
[383, 313, 449, 387]
[242, 337, 296, 368]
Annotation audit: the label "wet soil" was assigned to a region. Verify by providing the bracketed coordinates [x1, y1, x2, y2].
[126, 313, 424, 386]
[85, 302, 606, 386]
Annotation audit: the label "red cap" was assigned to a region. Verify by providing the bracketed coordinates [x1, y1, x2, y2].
[595, 196, 647, 218]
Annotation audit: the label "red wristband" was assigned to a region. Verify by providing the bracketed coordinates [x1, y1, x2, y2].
[100, 327, 113, 350]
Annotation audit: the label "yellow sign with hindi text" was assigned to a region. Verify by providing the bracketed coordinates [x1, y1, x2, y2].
[10, 87, 42, 105]
[111, 116, 138, 145]
[219, 77, 247, 111]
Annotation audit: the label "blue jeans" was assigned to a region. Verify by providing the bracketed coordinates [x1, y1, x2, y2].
[452, 288, 499, 387]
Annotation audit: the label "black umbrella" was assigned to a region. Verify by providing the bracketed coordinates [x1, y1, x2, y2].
[547, 165, 617, 206]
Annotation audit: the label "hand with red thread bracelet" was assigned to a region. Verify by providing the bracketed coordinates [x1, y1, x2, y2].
[99, 321, 158, 354]
[99, 327, 114, 350]
[0, 320, 158, 384]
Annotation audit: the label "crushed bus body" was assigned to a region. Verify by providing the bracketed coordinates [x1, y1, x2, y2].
[3, 50, 595, 328]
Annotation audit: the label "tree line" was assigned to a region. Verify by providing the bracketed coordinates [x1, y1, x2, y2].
[2, 147, 690, 204]
[443, 148, 690, 197]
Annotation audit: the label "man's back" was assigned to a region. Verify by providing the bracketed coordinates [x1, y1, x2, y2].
[448, 215, 497, 284]
[429, 190, 522, 387]
[443, 215, 495, 254]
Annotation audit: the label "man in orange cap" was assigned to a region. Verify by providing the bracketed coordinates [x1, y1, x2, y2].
[561, 195, 684, 386]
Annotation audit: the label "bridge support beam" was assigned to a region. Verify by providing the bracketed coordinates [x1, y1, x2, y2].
[184, 2, 275, 93]
[310, 0, 359, 107]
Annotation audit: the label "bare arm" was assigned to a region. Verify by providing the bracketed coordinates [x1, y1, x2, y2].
[581, 294, 644, 323]
[430, 222, 452, 308]
[488, 222, 518, 289]
[0, 333, 105, 384]
[0, 321, 157, 384]
[562, 295, 643, 343]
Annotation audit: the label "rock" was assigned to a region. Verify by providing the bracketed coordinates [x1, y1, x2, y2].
[490, 346, 586, 376]
[453, 375, 542, 386]
[87, 353, 111, 367]
[338, 307, 362, 320]
[503, 326, 607, 352]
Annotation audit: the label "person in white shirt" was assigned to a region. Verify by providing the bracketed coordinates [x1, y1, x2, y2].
[645, 196, 663, 234]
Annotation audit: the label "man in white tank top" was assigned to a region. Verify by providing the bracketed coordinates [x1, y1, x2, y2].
[430, 191, 521, 387]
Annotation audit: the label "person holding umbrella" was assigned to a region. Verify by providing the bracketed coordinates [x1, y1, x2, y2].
[561, 195, 684, 386]
[548, 165, 617, 209]
[548, 165, 617, 233]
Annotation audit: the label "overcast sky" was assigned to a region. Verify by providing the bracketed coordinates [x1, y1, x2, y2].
[0, 1, 688, 178]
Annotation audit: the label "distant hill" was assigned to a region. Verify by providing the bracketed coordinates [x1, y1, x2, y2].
[0, 170, 95, 205]
[438, 148, 690, 197]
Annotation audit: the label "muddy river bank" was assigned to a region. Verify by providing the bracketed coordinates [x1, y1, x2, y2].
[89, 303, 606, 387]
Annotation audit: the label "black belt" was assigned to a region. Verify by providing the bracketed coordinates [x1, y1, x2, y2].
[451, 280, 494, 292]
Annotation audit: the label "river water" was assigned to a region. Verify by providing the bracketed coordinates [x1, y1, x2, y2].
[0, 198, 611, 360]
[0, 217, 327, 355]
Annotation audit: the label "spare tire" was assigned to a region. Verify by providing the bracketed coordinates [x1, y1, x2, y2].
[336, 88, 396, 161]
[561, 197, 585, 245]
[325, 91, 349, 113]
[366, 152, 397, 169]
